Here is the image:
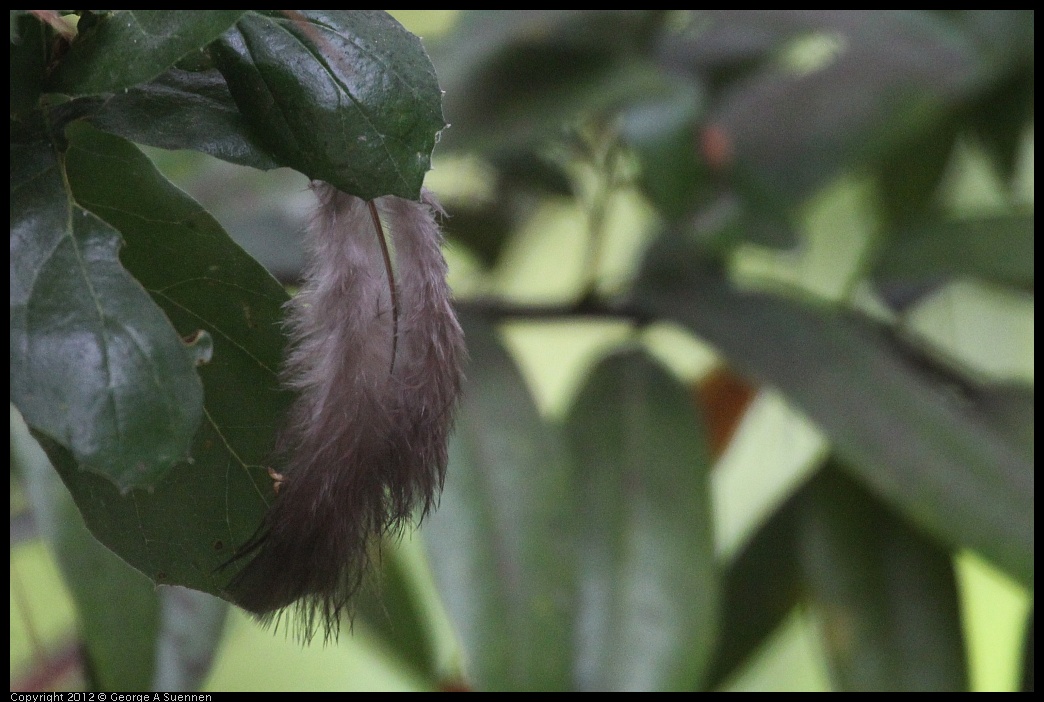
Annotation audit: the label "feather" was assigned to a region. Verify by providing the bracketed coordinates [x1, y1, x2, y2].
[225, 183, 465, 640]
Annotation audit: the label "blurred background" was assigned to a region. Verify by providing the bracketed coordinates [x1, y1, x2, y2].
[11, 10, 1033, 691]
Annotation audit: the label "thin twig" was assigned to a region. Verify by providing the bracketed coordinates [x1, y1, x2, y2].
[570, 119, 626, 299]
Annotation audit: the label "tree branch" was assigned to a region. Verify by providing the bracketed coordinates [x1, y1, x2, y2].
[455, 295, 652, 326]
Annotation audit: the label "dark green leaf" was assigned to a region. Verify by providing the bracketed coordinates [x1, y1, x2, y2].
[17, 409, 160, 692]
[687, 196, 798, 254]
[635, 243, 1033, 586]
[434, 11, 672, 152]
[705, 479, 806, 689]
[441, 151, 573, 269]
[423, 314, 574, 691]
[47, 10, 245, 96]
[874, 279, 950, 313]
[620, 86, 709, 223]
[493, 151, 575, 198]
[211, 10, 444, 200]
[659, 10, 799, 81]
[875, 116, 960, 223]
[566, 348, 717, 691]
[354, 538, 440, 682]
[11, 123, 203, 490]
[958, 10, 1035, 71]
[874, 214, 1034, 289]
[970, 384, 1034, 454]
[710, 11, 980, 204]
[152, 588, 229, 692]
[45, 121, 290, 599]
[798, 464, 967, 691]
[9, 12, 48, 115]
[440, 198, 517, 269]
[82, 68, 279, 170]
[10, 9, 27, 42]
[964, 69, 1033, 184]
[56, 510, 162, 691]
[17, 407, 228, 691]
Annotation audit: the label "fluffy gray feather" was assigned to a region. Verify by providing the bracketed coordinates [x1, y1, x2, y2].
[226, 183, 464, 639]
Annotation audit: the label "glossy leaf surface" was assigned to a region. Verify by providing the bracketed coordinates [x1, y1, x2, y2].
[212, 10, 444, 200]
[423, 315, 574, 690]
[43, 122, 290, 598]
[567, 348, 717, 690]
[11, 123, 203, 489]
[49, 10, 245, 95]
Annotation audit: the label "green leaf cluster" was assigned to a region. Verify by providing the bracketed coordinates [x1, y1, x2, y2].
[11, 9, 445, 690]
[418, 10, 1033, 692]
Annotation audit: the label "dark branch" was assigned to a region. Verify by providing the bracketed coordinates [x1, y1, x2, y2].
[455, 295, 653, 326]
